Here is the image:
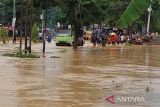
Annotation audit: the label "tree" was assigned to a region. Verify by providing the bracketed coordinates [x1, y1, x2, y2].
[32, 23, 39, 43]
[0, 27, 9, 43]
[1, 0, 160, 47]
[150, 0, 160, 33]
[104, 0, 131, 26]
[58, 0, 107, 48]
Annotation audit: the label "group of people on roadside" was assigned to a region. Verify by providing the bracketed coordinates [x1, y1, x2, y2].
[90, 27, 159, 46]
[91, 28, 131, 46]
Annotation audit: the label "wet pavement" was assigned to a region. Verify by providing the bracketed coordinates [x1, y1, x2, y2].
[0, 42, 160, 107]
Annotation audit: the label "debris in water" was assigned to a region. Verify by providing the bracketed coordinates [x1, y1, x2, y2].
[112, 80, 115, 83]
[116, 84, 121, 88]
[146, 87, 149, 92]
[102, 87, 109, 89]
[50, 56, 61, 58]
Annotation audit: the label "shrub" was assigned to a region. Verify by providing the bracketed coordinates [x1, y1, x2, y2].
[3, 47, 40, 58]
[32, 23, 39, 43]
[0, 27, 9, 43]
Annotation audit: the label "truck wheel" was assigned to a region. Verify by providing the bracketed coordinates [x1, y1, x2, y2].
[56, 43, 59, 46]
[81, 41, 84, 46]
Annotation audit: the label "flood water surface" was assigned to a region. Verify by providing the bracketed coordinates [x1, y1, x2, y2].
[0, 45, 160, 107]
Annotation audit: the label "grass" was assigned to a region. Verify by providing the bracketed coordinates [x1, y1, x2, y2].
[3, 47, 40, 58]
[3, 53, 40, 58]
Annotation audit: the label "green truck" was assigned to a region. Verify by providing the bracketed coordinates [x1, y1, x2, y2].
[55, 30, 84, 46]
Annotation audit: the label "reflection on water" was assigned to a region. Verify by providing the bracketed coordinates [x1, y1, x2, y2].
[0, 45, 160, 107]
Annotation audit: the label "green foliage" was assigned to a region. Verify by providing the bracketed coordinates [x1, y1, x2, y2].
[105, 0, 131, 26]
[150, 0, 160, 33]
[155, 18, 160, 33]
[32, 23, 39, 43]
[0, 27, 9, 43]
[1, 0, 160, 33]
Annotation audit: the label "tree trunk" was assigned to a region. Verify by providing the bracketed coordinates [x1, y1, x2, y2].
[144, 10, 148, 34]
[29, 0, 33, 54]
[73, 23, 79, 49]
[19, 0, 23, 53]
[25, 0, 29, 51]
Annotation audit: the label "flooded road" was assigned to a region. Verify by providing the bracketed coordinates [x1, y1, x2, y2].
[0, 43, 160, 107]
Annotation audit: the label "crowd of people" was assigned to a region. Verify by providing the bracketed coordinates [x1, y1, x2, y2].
[90, 28, 158, 46]
[91, 28, 131, 46]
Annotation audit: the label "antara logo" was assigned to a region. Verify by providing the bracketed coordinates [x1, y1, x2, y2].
[105, 95, 115, 104]
[105, 95, 146, 104]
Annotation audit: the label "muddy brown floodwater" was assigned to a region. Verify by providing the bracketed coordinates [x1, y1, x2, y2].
[0, 44, 160, 107]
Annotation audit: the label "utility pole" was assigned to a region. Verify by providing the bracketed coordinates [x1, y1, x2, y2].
[147, 2, 152, 34]
[12, 0, 16, 43]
